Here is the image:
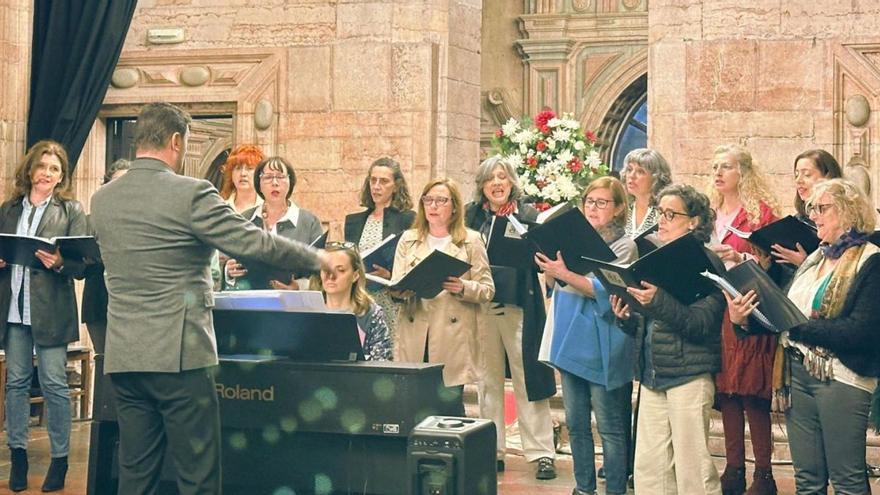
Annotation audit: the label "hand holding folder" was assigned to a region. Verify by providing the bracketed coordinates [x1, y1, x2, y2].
[0, 233, 100, 269]
[700, 259, 806, 334]
[366, 249, 471, 299]
[580, 233, 720, 311]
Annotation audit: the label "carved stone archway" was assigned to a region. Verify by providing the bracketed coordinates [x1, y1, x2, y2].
[74, 47, 286, 211]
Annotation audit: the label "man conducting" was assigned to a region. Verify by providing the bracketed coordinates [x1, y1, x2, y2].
[91, 102, 327, 494]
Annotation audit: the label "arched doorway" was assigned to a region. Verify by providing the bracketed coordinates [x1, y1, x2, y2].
[595, 74, 648, 174]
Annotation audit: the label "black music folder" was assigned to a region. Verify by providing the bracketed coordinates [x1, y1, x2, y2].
[368, 249, 471, 299]
[0, 234, 100, 269]
[726, 215, 819, 254]
[581, 233, 720, 310]
[523, 207, 616, 274]
[361, 234, 400, 271]
[633, 223, 659, 256]
[701, 260, 806, 335]
[485, 216, 534, 269]
[310, 231, 328, 249]
[240, 260, 294, 290]
[869, 230, 880, 247]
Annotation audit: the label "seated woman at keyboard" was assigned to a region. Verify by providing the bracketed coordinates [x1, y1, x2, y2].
[312, 242, 392, 361]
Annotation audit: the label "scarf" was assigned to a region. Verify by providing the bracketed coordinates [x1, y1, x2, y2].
[772, 243, 867, 410]
[482, 200, 517, 217]
[820, 228, 868, 259]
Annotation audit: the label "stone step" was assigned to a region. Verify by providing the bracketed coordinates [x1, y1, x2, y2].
[464, 382, 880, 465]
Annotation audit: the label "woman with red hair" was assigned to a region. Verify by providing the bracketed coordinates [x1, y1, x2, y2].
[220, 144, 264, 213]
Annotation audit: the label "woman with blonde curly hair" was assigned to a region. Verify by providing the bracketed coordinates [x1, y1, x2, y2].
[706, 144, 781, 495]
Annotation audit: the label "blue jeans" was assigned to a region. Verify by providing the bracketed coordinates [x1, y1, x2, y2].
[4, 324, 71, 457]
[561, 370, 631, 495]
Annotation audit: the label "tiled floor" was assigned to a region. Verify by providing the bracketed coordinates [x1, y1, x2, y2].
[0, 420, 846, 494]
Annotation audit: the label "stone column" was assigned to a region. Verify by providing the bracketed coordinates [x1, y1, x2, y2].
[0, 0, 31, 195]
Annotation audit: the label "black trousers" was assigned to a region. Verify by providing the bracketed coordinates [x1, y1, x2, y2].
[110, 367, 221, 495]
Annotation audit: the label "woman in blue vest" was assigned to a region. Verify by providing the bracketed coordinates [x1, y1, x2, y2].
[535, 176, 637, 495]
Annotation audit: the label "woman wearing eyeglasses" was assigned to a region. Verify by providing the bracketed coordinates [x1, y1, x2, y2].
[728, 179, 880, 494]
[705, 145, 780, 495]
[620, 148, 673, 237]
[344, 157, 415, 346]
[219, 144, 264, 214]
[610, 184, 726, 495]
[393, 178, 495, 415]
[224, 156, 324, 290]
[311, 243, 392, 361]
[464, 156, 557, 478]
[534, 176, 637, 495]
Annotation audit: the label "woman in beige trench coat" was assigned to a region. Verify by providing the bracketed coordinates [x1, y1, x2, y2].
[392, 178, 495, 414]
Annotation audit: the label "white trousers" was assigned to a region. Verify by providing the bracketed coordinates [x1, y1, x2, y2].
[634, 373, 721, 495]
[477, 306, 555, 462]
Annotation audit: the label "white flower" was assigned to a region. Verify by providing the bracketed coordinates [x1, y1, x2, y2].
[501, 118, 520, 137]
[548, 118, 563, 128]
[552, 128, 571, 143]
[547, 139, 557, 151]
[585, 149, 602, 169]
[573, 140, 586, 152]
[519, 143, 528, 154]
[506, 153, 524, 169]
[562, 117, 580, 130]
[523, 183, 540, 197]
[556, 175, 578, 200]
[556, 149, 575, 165]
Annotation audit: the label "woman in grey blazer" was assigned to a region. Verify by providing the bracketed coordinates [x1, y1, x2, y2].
[0, 140, 88, 492]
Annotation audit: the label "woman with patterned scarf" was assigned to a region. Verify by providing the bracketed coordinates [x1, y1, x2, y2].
[728, 178, 880, 494]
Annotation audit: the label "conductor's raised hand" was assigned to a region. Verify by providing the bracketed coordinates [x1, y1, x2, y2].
[610, 295, 632, 320]
[35, 248, 62, 270]
[316, 249, 334, 274]
[627, 281, 658, 306]
[0, 258, 6, 269]
[724, 289, 759, 326]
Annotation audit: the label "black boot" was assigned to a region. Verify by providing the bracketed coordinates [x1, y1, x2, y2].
[720, 465, 746, 495]
[9, 448, 28, 492]
[41, 456, 67, 492]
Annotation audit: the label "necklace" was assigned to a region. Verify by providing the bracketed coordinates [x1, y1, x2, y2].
[261, 202, 289, 231]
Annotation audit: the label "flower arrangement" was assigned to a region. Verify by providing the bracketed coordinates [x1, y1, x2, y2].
[491, 109, 608, 211]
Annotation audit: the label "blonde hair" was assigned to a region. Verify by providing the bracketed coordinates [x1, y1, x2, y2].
[412, 178, 468, 245]
[707, 144, 780, 224]
[583, 176, 628, 226]
[809, 178, 876, 234]
[309, 246, 374, 317]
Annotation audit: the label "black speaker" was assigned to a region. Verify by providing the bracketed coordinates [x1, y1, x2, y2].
[407, 416, 496, 495]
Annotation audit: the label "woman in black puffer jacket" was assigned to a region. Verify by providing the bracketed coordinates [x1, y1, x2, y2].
[611, 184, 725, 495]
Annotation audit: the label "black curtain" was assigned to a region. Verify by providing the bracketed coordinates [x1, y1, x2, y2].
[27, 0, 138, 172]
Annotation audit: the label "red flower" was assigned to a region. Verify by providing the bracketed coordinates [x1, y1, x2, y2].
[495, 129, 503, 138]
[535, 202, 551, 212]
[536, 140, 547, 152]
[526, 156, 538, 168]
[586, 130, 597, 143]
[536, 179, 547, 189]
[567, 158, 583, 173]
[535, 110, 556, 128]
[540, 125, 551, 135]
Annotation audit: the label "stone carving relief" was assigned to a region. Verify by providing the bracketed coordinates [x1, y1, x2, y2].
[832, 43, 880, 204]
[572, 0, 591, 13]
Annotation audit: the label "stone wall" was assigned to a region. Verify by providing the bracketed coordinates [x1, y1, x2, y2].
[0, 0, 31, 195]
[78, 0, 482, 237]
[649, 1, 880, 209]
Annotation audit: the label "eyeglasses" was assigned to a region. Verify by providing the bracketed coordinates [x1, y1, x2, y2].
[657, 207, 691, 222]
[326, 241, 359, 252]
[583, 198, 614, 210]
[259, 174, 289, 183]
[806, 202, 835, 215]
[421, 196, 451, 207]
